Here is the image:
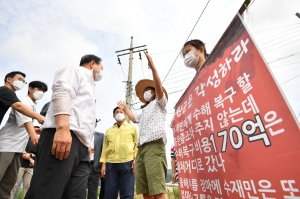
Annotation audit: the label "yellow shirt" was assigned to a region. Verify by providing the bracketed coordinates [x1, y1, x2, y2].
[100, 121, 138, 163]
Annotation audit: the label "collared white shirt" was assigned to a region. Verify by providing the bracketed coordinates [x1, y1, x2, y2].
[42, 66, 96, 147]
[0, 96, 36, 153]
[135, 93, 167, 146]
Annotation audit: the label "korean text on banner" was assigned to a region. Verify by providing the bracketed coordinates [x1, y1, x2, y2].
[172, 14, 300, 199]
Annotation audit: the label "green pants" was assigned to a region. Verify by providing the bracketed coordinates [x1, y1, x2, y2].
[135, 139, 167, 195]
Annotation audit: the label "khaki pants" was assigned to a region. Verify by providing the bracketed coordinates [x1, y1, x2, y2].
[0, 152, 23, 199]
[10, 167, 33, 199]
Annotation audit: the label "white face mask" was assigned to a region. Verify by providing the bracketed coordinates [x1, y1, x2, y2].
[33, 91, 44, 100]
[115, 113, 125, 121]
[94, 69, 103, 82]
[144, 90, 153, 102]
[184, 50, 199, 69]
[12, 80, 25, 91]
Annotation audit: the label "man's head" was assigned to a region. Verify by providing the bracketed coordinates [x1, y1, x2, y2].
[79, 54, 103, 81]
[113, 107, 126, 122]
[28, 81, 48, 101]
[4, 71, 26, 91]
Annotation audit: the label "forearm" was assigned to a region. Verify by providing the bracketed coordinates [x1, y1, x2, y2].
[171, 158, 176, 174]
[12, 102, 41, 120]
[54, 114, 70, 131]
[24, 122, 36, 138]
[151, 67, 164, 99]
[124, 106, 137, 123]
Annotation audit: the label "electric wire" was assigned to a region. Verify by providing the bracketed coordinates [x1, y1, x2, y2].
[119, 63, 126, 81]
[263, 39, 300, 53]
[271, 62, 300, 69]
[162, 0, 211, 84]
[268, 52, 300, 63]
[140, 60, 145, 79]
[252, 23, 300, 34]
[273, 66, 300, 74]
[161, 71, 195, 82]
[260, 34, 300, 49]
[258, 27, 300, 44]
[280, 73, 300, 85]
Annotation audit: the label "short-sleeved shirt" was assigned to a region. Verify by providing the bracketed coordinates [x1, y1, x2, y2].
[0, 86, 20, 124]
[0, 96, 36, 153]
[135, 93, 167, 146]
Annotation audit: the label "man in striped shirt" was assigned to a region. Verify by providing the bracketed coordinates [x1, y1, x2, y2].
[170, 145, 178, 183]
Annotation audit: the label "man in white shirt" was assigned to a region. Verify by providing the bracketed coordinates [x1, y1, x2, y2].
[0, 81, 48, 199]
[25, 54, 103, 199]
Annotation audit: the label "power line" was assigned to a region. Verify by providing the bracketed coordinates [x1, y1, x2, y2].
[252, 23, 300, 34]
[163, 76, 193, 86]
[140, 59, 145, 79]
[273, 66, 300, 74]
[263, 39, 300, 53]
[119, 63, 126, 80]
[270, 62, 300, 69]
[280, 73, 300, 85]
[162, 0, 211, 84]
[161, 71, 195, 82]
[260, 34, 300, 49]
[165, 84, 190, 91]
[268, 52, 300, 64]
[258, 27, 300, 44]
[169, 89, 186, 95]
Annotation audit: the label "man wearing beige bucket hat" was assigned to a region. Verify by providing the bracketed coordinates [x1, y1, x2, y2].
[118, 52, 168, 199]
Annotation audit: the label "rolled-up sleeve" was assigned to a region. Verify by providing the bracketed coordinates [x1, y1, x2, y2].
[134, 113, 142, 123]
[157, 93, 167, 110]
[52, 66, 80, 116]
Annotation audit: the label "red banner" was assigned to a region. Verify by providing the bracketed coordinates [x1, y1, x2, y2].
[172, 14, 300, 199]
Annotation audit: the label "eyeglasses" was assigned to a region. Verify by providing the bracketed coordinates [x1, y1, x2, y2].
[17, 78, 27, 84]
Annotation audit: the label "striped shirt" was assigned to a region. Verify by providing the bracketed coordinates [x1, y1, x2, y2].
[171, 145, 178, 182]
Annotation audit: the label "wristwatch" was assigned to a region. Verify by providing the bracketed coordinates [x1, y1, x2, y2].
[30, 153, 33, 158]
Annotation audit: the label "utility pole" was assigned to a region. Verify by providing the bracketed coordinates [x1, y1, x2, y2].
[238, 0, 252, 15]
[115, 36, 147, 122]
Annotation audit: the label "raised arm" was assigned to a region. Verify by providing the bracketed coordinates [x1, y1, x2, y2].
[117, 101, 137, 123]
[144, 52, 164, 100]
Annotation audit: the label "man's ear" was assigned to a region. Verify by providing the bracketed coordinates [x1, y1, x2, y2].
[6, 77, 12, 83]
[28, 87, 33, 93]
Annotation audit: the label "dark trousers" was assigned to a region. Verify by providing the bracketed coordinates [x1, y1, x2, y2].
[0, 152, 22, 199]
[105, 160, 134, 199]
[25, 128, 90, 199]
[99, 177, 105, 199]
[87, 162, 100, 199]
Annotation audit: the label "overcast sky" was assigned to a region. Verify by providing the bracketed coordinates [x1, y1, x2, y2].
[1, 0, 299, 168]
